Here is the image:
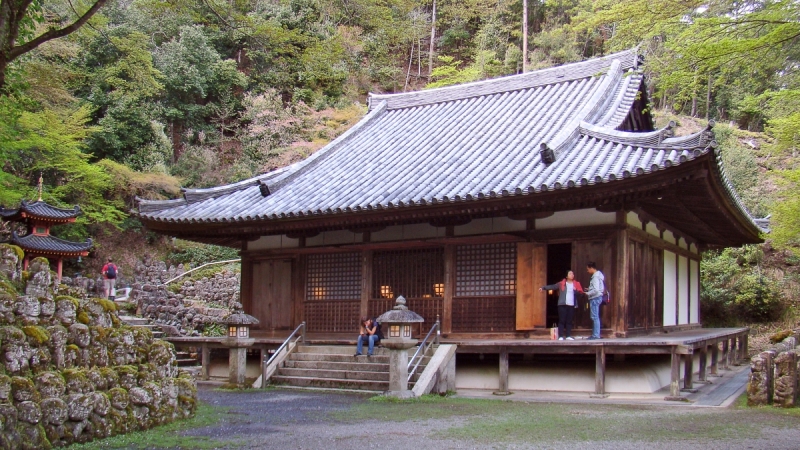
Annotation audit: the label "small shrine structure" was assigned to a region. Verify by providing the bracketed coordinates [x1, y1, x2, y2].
[0, 180, 92, 279]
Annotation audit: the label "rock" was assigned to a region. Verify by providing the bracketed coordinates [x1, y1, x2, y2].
[11, 376, 39, 403]
[129, 387, 152, 406]
[0, 244, 22, 281]
[67, 393, 93, 421]
[14, 296, 41, 324]
[54, 298, 77, 326]
[89, 392, 111, 416]
[34, 372, 65, 399]
[68, 323, 91, 348]
[17, 401, 42, 424]
[40, 398, 68, 425]
[108, 387, 129, 410]
[25, 258, 52, 299]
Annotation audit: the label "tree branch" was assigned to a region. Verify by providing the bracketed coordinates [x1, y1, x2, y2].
[7, 0, 109, 61]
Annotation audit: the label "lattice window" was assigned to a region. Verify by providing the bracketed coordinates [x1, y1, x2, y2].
[452, 297, 515, 332]
[455, 243, 516, 296]
[372, 248, 444, 299]
[304, 301, 360, 332]
[306, 253, 361, 301]
[368, 297, 442, 333]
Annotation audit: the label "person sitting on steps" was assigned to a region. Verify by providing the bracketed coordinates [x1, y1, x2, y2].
[355, 316, 381, 357]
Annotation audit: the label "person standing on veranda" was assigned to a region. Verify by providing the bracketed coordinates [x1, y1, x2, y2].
[101, 257, 118, 300]
[539, 270, 584, 340]
[584, 261, 605, 340]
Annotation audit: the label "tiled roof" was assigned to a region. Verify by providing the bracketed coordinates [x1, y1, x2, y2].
[136, 49, 765, 235]
[8, 232, 93, 254]
[0, 200, 81, 221]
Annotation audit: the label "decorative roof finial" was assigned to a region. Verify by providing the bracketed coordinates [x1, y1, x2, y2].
[37, 172, 43, 202]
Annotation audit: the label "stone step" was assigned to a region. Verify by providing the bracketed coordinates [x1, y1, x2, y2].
[119, 316, 149, 326]
[283, 360, 390, 372]
[289, 353, 390, 363]
[296, 345, 391, 356]
[277, 368, 390, 382]
[270, 375, 389, 391]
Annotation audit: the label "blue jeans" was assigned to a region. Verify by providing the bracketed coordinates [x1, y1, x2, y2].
[589, 297, 602, 338]
[357, 335, 379, 355]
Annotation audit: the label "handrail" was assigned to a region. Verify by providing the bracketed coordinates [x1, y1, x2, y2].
[262, 321, 306, 389]
[408, 315, 440, 382]
[164, 259, 241, 285]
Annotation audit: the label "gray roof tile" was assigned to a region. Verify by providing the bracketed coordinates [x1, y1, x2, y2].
[137, 49, 764, 233]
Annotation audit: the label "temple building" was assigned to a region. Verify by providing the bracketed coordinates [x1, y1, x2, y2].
[136, 49, 766, 395]
[0, 195, 93, 280]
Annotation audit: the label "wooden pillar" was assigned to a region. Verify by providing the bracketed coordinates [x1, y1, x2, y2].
[682, 353, 696, 392]
[591, 346, 608, 398]
[735, 335, 744, 365]
[360, 250, 372, 318]
[614, 213, 629, 336]
[23, 256, 29, 271]
[710, 342, 720, 376]
[443, 245, 454, 334]
[721, 339, 729, 370]
[665, 347, 683, 401]
[201, 343, 210, 381]
[742, 333, 749, 361]
[728, 337, 737, 367]
[240, 256, 254, 315]
[493, 347, 510, 395]
[698, 345, 708, 383]
[56, 258, 63, 281]
[292, 255, 305, 327]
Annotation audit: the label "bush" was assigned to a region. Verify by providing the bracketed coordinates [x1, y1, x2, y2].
[701, 245, 785, 325]
[167, 240, 239, 267]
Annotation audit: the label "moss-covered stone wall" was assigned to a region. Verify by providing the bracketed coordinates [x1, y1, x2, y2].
[0, 245, 197, 449]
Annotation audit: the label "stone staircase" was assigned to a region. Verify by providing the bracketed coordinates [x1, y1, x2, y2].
[270, 344, 434, 392]
[118, 315, 199, 368]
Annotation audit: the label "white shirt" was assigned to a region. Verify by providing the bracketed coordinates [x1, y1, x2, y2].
[565, 282, 575, 306]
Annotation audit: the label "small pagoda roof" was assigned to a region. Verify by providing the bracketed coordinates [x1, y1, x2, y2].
[8, 232, 92, 256]
[0, 200, 81, 223]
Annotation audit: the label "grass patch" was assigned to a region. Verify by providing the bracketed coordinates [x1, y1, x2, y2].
[68, 401, 240, 449]
[333, 395, 800, 445]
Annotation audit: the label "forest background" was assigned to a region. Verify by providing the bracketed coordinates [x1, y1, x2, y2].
[1, 0, 799, 333]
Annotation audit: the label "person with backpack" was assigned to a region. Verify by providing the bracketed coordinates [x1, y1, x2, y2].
[355, 316, 382, 357]
[102, 257, 118, 300]
[585, 261, 605, 340]
[539, 270, 584, 341]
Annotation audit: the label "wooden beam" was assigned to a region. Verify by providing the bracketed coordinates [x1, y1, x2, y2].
[626, 226, 700, 261]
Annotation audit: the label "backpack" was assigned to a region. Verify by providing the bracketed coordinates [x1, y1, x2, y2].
[601, 289, 611, 305]
[106, 264, 117, 279]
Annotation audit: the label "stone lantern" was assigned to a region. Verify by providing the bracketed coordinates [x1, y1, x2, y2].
[220, 311, 259, 386]
[377, 296, 424, 397]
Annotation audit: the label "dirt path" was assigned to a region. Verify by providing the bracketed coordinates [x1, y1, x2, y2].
[178, 385, 800, 449]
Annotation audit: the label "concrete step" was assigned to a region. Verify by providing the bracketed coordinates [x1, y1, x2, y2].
[283, 360, 390, 372]
[270, 375, 389, 391]
[277, 368, 390, 382]
[289, 353, 390, 363]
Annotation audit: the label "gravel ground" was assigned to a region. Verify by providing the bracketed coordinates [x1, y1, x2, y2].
[185, 385, 800, 450]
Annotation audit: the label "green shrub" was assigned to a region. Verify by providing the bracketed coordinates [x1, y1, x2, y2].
[701, 245, 785, 325]
[167, 240, 239, 267]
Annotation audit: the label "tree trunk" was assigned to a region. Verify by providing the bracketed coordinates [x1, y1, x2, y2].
[522, 0, 529, 73]
[691, 73, 698, 117]
[706, 74, 713, 121]
[404, 43, 414, 91]
[428, 0, 436, 78]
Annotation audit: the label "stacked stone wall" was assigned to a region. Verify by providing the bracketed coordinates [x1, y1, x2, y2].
[131, 260, 240, 336]
[747, 332, 800, 407]
[0, 245, 197, 449]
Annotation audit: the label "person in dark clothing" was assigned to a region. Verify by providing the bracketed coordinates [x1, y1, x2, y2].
[355, 316, 381, 357]
[539, 270, 584, 340]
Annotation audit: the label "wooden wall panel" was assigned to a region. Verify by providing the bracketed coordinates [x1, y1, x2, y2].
[250, 260, 293, 330]
[516, 242, 546, 329]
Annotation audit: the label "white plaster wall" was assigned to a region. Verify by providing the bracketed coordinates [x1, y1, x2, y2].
[678, 255, 689, 325]
[663, 230, 676, 245]
[536, 209, 616, 230]
[646, 222, 660, 237]
[663, 251, 677, 327]
[690, 259, 699, 323]
[248, 235, 299, 250]
[455, 218, 493, 236]
[456, 358, 673, 394]
[307, 230, 360, 246]
[690, 243, 698, 254]
[626, 211, 642, 228]
[679, 239, 688, 250]
[493, 217, 527, 232]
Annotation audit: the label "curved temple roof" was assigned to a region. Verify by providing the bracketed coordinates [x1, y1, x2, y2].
[9, 232, 93, 256]
[0, 200, 81, 222]
[137, 49, 766, 245]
